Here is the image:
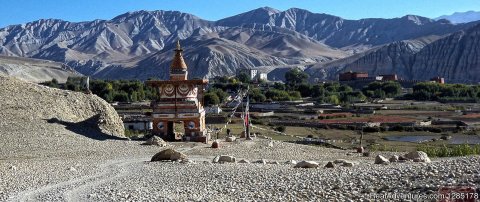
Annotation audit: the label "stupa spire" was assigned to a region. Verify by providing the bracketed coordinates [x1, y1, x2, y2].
[170, 40, 188, 80]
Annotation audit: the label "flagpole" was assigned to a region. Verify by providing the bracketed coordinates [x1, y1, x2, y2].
[246, 85, 252, 140]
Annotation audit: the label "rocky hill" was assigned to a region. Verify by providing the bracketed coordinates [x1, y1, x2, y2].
[0, 56, 80, 83]
[1, 7, 477, 80]
[0, 76, 125, 148]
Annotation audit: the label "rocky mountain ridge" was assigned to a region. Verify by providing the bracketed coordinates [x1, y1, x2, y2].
[0, 7, 479, 81]
[309, 24, 480, 83]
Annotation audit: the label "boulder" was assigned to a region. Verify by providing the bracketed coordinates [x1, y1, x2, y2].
[389, 155, 399, 163]
[226, 136, 236, 142]
[211, 141, 219, 148]
[363, 152, 371, 157]
[212, 155, 220, 163]
[374, 155, 389, 164]
[356, 147, 364, 153]
[218, 155, 236, 163]
[405, 151, 431, 163]
[342, 161, 355, 167]
[254, 159, 267, 164]
[285, 160, 297, 165]
[180, 159, 195, 164]
[333, 159, 348, 164]
[151, 149, 187, 162]
[145, 136, 167, 147]
[325, 162, 335, 168]
[268, 141, 274, 147]
[294, 161, 319, 168]
[238, 159, 250, 164]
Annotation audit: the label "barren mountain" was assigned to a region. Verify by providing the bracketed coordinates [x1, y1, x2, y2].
[95, 35, 289, 80]
[436, 11, 480, 24]
[0, 55, 80, 83]
[217, 7, 476, 49]
[410, 23, 480, 83]
[308, 24, 480, 83]
[0, 11, 212, 75]
[0, 7, 478, 80]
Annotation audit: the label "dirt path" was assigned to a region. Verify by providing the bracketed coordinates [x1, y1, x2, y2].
[6, 145, 205, 202]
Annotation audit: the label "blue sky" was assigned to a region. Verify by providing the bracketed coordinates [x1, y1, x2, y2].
[0, 0, 479, 28]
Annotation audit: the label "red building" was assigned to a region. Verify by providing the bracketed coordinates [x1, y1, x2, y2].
[380, 74, 398, 81]
[430, 76, 445, 84]
[339, 71, 369, 81]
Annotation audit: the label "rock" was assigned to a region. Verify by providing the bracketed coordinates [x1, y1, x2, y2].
[238, 159, 250, 164]
[325, 162, 335, 168]
[398, 155, 409, 161]
[211, 141, 219, 148]
[180, 159, 195, 164]
[356, 147, 364, 153]
[342, 161, 354, 167]
[334, 159, 348, 164]
[218, 155, 236, 163]
[212, 155, 220, 163]
[151, 149, 187, 162]
[374, 155, 389, 164]
[254, 159, 267, 164]
[285, 160, 297, 165]
[268, 141, 274, 147]
[145, 136, 167, 146]
[294, 161, 319, 168]
[405, 151, 431, 163]
[226, 136, 236, 142]
[440, 135, 452, 140]
[268, 161, 279, 165]
[389, 155, 399, 162]
[68, 167, 77, 171]
[363, 152, 371, 157]
[9, 165, 17, 171]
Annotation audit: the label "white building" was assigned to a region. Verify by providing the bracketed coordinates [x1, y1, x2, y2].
[258, 73, 268, 81]
[237, 69, 268, 81]
[205, 106, 222, 114]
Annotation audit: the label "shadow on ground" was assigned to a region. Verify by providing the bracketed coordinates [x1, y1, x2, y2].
[46, 115, 127, 141]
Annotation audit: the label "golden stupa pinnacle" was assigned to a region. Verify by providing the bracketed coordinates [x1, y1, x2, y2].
[176, 40, 181, 50]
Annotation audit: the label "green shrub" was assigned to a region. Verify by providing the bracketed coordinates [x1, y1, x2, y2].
[390, 125, 404, 131]
[428, 128, 443, 133]
[276, 126, 286, 132]
[418, 144, 480, 157]
[363, 127, 380, 133]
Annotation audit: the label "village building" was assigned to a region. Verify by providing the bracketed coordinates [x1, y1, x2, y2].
[338, 71, 369, 81]
[430, 76, 445, 84]
[146, 41, 209, 142]
[237, 69, 268, 82]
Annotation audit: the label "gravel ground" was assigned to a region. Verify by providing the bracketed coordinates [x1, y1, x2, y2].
[2, 139, 479, 202]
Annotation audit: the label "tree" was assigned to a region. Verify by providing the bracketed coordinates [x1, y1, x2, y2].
[249, 88, 267, 102]
[285, 68, 309, 88]
[204, 93, 220, 106]
[237, 72, 251, 83]
[297, 83, 313, 97]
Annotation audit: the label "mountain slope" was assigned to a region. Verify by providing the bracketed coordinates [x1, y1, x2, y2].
[308, 24, 480, 83]
[0, 56, 80, 83]
[218, 8, 475, 49]
[95, 36, 289, 80]
[436, 11, 480, 24]
[0, 8, 479, 80]
[410, 23, 480, 83]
